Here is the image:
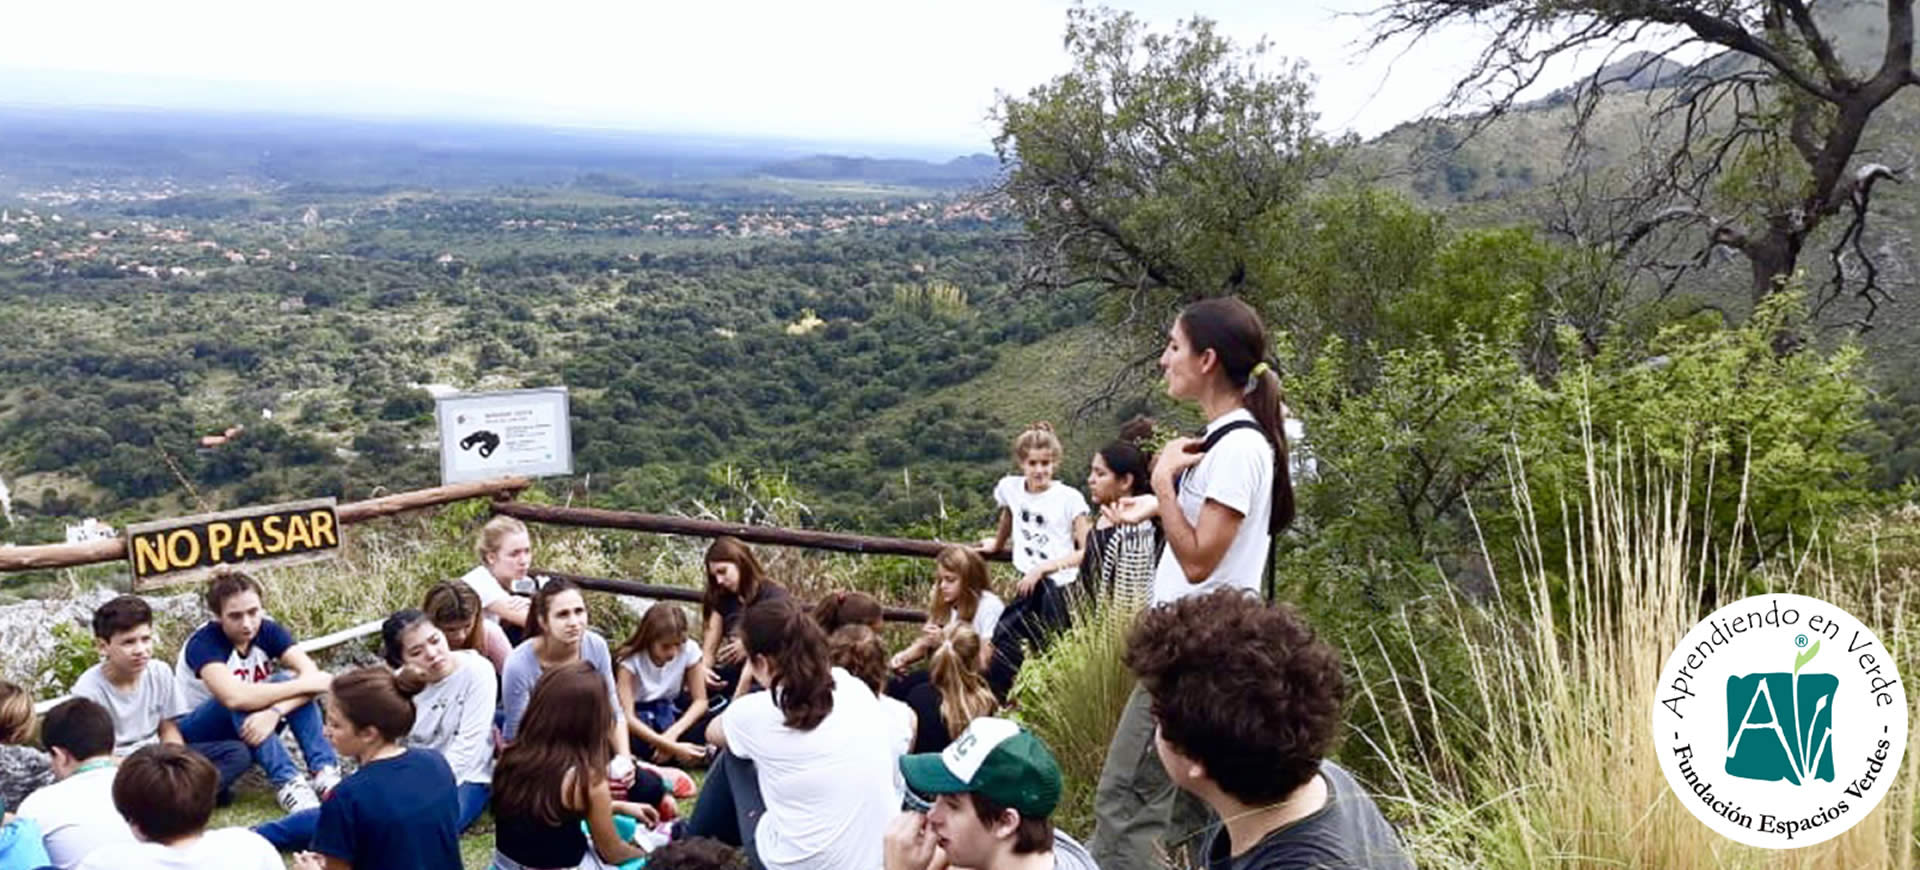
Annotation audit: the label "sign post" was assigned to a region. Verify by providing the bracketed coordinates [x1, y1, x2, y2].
[435, 387, 573, 485]
[126, 498, 341, 590]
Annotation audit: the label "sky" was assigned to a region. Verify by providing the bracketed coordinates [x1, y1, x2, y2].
[0, 0, 1688, 157]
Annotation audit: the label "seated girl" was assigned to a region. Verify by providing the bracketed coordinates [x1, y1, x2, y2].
[889, 546, 1002, 684]
[613, 603, 712, 767]
[492, 662, 658, 870]
[288, 667, 462, 870]
[810, 591, 883, 634]
[826, 624, 915, 804]
[422, 581, 512, 677]
[257, 610, 497, 851]
[904, 624, 997, 753]
[683, 599, 894, 870]
[699, 538, 788, 697]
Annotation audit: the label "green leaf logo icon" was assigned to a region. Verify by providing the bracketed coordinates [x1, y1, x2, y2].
[1795, 640, 1821, 674]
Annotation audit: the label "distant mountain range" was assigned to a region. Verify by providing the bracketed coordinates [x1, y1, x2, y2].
[0, 106, 996, 193]
[754, 153, 999, 188]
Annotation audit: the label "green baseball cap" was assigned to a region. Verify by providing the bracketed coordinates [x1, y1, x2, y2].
[899, 717, 1063, 818]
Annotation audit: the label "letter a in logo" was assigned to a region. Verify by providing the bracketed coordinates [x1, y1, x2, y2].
[1725, 641, 1836, 785]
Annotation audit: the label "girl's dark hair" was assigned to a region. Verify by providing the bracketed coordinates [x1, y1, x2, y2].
[380, 609, 433, 669]
[741, 598, 834, 730]
[526, 576, 584, 640]
[615, 602, 692, 665]
[330, 666, 419, 743]
[701, 537, 772, 623]
[422, 581, 485, 653]
[812, 590, 884, 633]
[826, 624, 889, 693]
[1177, 297, 1295, 532]
[1097, 443, 1153, 498]
[493, 662, 612, 825]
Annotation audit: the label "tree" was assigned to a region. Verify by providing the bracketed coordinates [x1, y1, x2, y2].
[993, 6, 1340, 336]
[1371, 0, 1919, 330]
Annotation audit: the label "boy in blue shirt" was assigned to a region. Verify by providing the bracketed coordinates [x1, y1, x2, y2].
[173, 572, 338, 813]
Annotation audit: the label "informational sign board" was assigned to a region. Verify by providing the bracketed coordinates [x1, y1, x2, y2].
[436, 387, 573, 485]
[127, 498, 340, 589]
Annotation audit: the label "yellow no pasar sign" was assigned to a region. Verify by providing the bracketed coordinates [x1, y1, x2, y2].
[126, 498, 341, 588]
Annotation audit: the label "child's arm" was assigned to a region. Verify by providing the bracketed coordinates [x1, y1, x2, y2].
[700, 611, 726, 689]
[158, 717, 184, 746]
[616, 668, 679, 755]
[660, 662, 710, 749]
[979, 508, 1012, 555]
[582, 777, 647, 864]
[890, 630, 937, 672]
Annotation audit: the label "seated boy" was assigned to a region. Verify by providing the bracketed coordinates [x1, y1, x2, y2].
[14, 699, 135, 869]
[887, 717, 1099, 870]
[173, 572, 338, 812]
[1122, 589, 1411, 869]
[77, 743, 282, 869]
[71, 595, 250, 803]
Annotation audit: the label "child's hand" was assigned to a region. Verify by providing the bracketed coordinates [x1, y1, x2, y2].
[1104, 495, 1158, 526]
[883, 811, 938, 870]
[291, 852, 326, 870]
[716, 638, 746, 665]
[889, 651, 913, 674]
[238, 709, 281, 746]
[1017, 567, 1046, 598]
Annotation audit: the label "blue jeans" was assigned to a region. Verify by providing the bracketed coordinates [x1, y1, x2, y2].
[258, 781, 490, 851]
[634, 697, 679, 733]
[174, 674, 337, 788]
[189, 739, 253, 802]
[684, 751, 764, 868]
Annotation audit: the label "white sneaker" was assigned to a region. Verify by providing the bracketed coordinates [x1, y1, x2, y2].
[310, 765, 343, 798]
[278, 778, 320, 813]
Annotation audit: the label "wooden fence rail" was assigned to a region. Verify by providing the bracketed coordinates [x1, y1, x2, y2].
[491, 501, 1008, 563]
[543, 571, 929, 624]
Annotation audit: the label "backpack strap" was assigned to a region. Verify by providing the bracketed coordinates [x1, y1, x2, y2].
[1182, 419, 1278, 601]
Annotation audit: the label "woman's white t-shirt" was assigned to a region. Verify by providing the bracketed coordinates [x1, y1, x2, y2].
[721, 668, 895, 870]
[618, 637, 703, 703]
[948, 590, 1006, 644]
[993, 478, 1090, 586]
[879, 695, 916, 804]
[1152, 408, 1273, 604]
[458, 565, 510, 622]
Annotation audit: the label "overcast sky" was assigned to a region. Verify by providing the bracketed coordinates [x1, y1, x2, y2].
[0, 0, 1677, 155]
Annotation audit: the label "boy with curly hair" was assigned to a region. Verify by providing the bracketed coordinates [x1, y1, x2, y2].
[1123, 590, 1409, 869]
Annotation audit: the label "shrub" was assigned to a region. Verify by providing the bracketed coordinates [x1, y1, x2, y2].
[1009, 596, 1139, 838]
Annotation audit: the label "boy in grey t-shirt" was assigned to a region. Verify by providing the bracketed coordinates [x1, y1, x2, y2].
[72, 596, 249, 801]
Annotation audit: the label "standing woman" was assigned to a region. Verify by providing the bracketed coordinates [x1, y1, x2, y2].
[698, 537, 788, 696]
[1088, 297, 1295, 870]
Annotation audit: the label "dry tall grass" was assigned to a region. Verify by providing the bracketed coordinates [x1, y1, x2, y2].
[1352, 436, 1920, 867]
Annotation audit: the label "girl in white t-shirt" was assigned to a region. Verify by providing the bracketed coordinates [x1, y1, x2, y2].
[983, 423, 1091, 597]
[613, 603, 711, 767]
[686, 598, 894, 870]
[457, 516, 535, 631]
[1089, 295, 1298, 870]
[889, 546, 1004, 673]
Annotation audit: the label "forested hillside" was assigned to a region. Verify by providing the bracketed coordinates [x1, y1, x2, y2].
[0, 123, 1139, 571]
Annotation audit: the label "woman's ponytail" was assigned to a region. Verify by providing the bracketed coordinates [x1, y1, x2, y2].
[741, 598, 835, 731]
[1244, 362, 1295, 533]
